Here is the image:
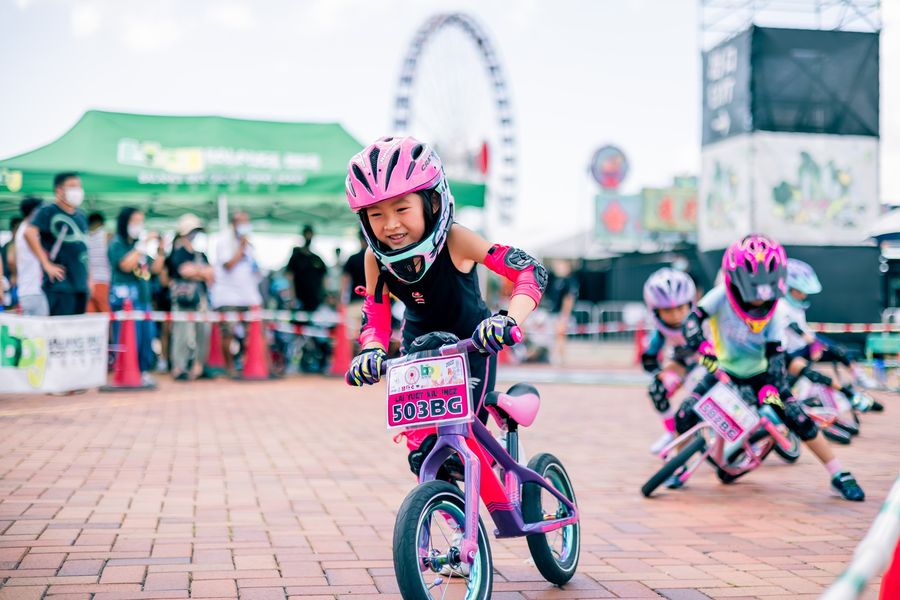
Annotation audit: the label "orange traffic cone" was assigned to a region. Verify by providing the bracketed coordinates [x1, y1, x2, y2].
[206, 323, 226, 375]
[102, 299, 155, 391]
[329, 303, 352, 377]
[241, 306, 269, 380]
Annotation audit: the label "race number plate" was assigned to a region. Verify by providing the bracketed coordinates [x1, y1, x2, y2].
[694, 382, 760, 443]
[386, 354, 472, 429]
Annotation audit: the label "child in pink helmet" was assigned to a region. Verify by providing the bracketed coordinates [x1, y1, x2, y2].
[344, 136, 547, 478]
[640, 268, 700, 453]
[675, 234, 864, 501]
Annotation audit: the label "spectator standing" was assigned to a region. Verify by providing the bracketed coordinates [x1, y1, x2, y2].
[168, 214, 214, 381]
[286, 224, 326, 312]
[341, 230, 368, 348]
[211, 211, 264, 377]
[2, 216, 22, 308]
[108, 207, 164, 383]
[14, 197, 46, 316]
[24, 172, 90, 315]
[87, 211, 111, 313]
[544, 259, 580, 365]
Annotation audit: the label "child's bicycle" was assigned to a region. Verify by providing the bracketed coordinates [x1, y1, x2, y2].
[794, 377, 859, 444]
[642, 369, 834, 497]
[358, 330, 581, 599]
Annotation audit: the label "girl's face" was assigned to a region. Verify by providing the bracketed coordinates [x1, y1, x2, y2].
[790, 288, 807, 302]
[657, 303, 690, 328]
[365, 193, 427, 250]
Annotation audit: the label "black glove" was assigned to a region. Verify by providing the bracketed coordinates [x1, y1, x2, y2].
[346, 348, 388, 386]
[682, 310, 707, 351]
[472, 311, 518, 355]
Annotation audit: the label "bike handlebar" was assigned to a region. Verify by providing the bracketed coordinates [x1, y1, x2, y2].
[345, 326, 524, 386]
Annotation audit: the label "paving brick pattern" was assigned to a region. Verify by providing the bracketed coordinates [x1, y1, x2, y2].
[0, 374, 895, 599]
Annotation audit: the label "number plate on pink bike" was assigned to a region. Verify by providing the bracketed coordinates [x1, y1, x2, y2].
[694, 382, 760, 443]
[386, 354, 473, 429]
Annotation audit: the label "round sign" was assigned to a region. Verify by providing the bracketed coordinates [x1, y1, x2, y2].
[590, 145, 629, 190]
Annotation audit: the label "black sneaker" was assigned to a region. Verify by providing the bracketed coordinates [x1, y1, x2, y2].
[831, 472, 865, 501]
[870, 400, 885, 412]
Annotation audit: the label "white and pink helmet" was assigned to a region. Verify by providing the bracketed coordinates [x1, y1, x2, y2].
[722, 234, 788, 333]
[346, 136, 454, 284]
[643, 268, 696, 336]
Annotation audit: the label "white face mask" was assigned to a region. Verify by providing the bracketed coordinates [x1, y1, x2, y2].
[64, 187, 84, 207]
[236, 223, 252, 237]
[127, 223, 145, 240]
[189, 232, 208, 252]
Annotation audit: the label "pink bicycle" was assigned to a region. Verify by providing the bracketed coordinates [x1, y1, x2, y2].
[377, 331, 580, 599]
[642, 370, 834, 497]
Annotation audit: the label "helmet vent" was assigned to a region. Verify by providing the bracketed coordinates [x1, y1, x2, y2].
[384, 150, 400, 190]
[411, 144, 424, 159]
[405, 161, 416, 180]
[368, 147, 381, 182]
[352, 164, 372, 194]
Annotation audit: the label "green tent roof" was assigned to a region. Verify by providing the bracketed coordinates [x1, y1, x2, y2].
[0, 110, 485, 233]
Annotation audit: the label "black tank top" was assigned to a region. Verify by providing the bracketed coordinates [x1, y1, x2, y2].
[379, 244, 490, 345]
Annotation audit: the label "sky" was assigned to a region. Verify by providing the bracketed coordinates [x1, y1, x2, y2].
[1, 0, 898, 252]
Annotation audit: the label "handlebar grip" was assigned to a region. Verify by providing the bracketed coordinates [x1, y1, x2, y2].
[507, 326, 524, 345]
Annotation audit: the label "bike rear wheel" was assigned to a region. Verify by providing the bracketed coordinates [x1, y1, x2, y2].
[393, 480, 492, 600]
[642, 435, 706, 498]
[522, 453, 580, 585]
[774, 430, 802, 463]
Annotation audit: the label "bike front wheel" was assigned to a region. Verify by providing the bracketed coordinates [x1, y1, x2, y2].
[642, 435, 706, 498]
[393, 480, 493, 600]
[522, 453, 580, 585]
[774, 430, 802, 463]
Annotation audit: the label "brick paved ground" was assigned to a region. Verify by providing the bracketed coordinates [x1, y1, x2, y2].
[0, 372, 895, 600]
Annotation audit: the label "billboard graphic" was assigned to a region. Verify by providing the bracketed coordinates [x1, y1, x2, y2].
[642, 178, 698, 233]
[595, 192, 642, 244]
[699, 135, 753, 249]
[702, 28, 752, 146]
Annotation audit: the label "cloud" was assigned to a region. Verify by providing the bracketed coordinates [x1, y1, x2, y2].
[71, 2, 102, 37]
[120, 14, 182, 53]
[207, 3, 257, 31]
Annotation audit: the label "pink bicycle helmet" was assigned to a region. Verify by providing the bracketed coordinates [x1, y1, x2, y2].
[722, 234, 787, 333]
[643, 268, 696, 336]
[346, 136, 454, 284]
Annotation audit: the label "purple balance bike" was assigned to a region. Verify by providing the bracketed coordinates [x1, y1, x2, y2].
[377, 331, 580, 599]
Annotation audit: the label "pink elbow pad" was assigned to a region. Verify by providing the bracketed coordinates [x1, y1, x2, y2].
[358, 294, 391, 348]
[483, 244, 548, 306]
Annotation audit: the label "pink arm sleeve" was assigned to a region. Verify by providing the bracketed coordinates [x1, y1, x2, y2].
[482, 244, 547, 306]
[358, 294, 392, 348]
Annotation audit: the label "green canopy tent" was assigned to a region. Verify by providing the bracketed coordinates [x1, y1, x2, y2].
[0, 110, 485, 233]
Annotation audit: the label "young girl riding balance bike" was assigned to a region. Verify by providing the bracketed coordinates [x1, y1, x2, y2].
[343, 135, 546, 475]
[674, 235, 865, 501]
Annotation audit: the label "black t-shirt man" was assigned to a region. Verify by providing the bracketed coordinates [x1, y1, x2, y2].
[31, 203, 89, 315]
[342, 248, 367, 304]
[287, 246, 327, 311]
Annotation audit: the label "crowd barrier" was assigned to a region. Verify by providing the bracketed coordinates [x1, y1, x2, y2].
[820, 469, 900, 600]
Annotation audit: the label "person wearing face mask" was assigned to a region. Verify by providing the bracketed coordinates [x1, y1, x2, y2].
[107, 207, 165, 384]
[211, 211, 265, 378]
[24, 172, 90, 315]
[167, 214, 215, 381]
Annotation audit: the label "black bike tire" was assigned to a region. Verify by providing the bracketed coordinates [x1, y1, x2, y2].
[393, 480, 492, 600]
[774, 430, 802, 463]
[641, 435, 706, 498]
[522, 453, 581, 586]
[716, 429, 775, 484]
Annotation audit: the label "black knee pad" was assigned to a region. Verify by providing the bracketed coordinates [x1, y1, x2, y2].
[648, 376, 670, 413]
[674, 396, 699, 434]
[783, 402, 818, 441]
[800, 365, 833, 387]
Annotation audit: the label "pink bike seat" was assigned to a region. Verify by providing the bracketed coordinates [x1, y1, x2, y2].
[484, 383, 541, 428]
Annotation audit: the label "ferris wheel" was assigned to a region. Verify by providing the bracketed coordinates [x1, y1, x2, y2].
[392, 12, 517, 226]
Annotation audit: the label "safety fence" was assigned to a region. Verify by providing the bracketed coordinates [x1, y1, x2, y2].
[820, 469, 900, 599]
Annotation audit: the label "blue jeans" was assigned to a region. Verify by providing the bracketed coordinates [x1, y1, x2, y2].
[110, 284, 157, 373]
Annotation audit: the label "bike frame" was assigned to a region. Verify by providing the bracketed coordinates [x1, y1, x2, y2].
[392, 338, 579, 566]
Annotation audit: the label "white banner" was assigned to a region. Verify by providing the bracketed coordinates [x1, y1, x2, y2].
[753, 132, 879, 245]
[699, 132, 879, 249]
[699, 134, 753, 250]
[0, 313, 108, 394]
